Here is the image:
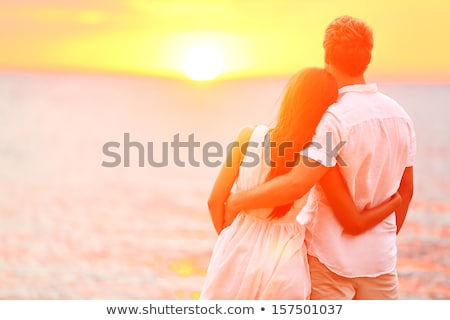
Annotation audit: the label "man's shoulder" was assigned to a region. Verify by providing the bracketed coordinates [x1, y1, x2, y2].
[320, 100, 352, 127]
[313, 105, 346, 139]
[375, 91, 415, 123]
[318, 104, 342, 125]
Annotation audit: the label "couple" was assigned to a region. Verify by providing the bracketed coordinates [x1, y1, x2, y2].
[200, 16, 416, 300]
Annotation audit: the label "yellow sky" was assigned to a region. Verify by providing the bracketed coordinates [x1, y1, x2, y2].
[1, 0, 449, 82]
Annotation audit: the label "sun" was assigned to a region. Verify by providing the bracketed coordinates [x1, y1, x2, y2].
[183, 46, 224, 81]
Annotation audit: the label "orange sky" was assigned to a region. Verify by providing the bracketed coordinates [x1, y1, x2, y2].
[1, 0, 449, 82]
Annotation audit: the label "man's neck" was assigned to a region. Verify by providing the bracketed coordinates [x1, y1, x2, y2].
[328, 65, 367, 89]
[335, 74, 366, 89]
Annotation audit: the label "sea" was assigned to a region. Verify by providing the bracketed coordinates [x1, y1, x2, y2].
[0, 71, 449, 299]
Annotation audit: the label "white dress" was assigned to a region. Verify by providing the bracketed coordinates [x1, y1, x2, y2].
[200, 125, 310, 299]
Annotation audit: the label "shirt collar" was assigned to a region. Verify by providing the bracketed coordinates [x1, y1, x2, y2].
[338, 83, 378, 98]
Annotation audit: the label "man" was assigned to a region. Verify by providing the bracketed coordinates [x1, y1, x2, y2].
[225, 15, 416, 299]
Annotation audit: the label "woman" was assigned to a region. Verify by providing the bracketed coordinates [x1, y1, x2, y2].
[200, 68, 401, 299]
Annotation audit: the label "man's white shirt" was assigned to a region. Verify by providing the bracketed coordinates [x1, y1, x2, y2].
[299, 83, 416, 277]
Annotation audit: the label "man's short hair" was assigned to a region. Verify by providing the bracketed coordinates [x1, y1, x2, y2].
[323, 15, 373, 76]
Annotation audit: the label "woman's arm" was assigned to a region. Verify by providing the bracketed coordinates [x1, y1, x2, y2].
[207, 126, 255, 234]
[395, 166, 414, 234]
[320, 166, 402, 235]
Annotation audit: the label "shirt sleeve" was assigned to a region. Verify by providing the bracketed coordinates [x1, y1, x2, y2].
[300, 112, 344, 168]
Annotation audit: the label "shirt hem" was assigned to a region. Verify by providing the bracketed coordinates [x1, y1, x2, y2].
[308, 253, 397, 278]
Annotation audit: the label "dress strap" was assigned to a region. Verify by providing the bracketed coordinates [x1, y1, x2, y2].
[248, 124, 269, 145]
[241, 124, 268, 163]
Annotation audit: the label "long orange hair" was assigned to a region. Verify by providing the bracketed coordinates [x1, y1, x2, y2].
[265, 67, 338, 219]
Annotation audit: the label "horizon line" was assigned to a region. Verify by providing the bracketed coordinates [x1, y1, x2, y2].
[1, 66, 449, 85]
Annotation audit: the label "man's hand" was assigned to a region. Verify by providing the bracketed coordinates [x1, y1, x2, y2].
[223, 193, 241, 229]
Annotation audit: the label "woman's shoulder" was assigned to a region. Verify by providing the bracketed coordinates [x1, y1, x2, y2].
[234, 124, 268, 144]
[242, 124, 269, 138]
